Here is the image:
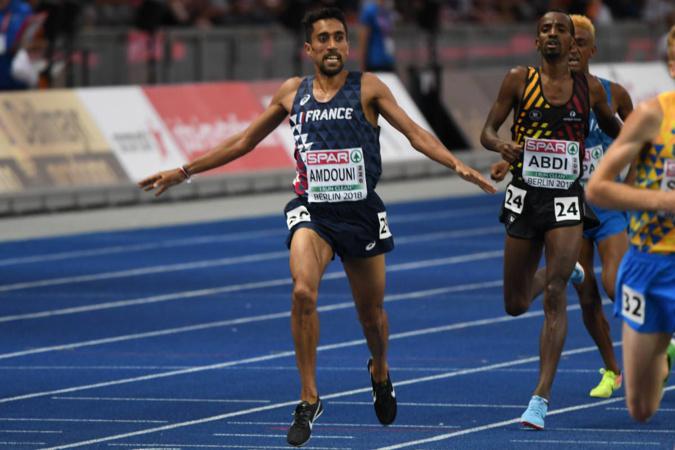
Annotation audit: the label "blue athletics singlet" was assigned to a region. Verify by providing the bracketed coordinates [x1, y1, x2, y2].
[289, 72, 382, 203]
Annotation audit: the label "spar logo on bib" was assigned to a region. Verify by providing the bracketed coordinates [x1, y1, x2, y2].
[523, 137, 581, 189]
[305, 148, 367, 203]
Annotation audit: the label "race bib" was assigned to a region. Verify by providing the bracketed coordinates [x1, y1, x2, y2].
[504, 184, 526, 214]
[0, 35, 5, 55]
[581, 144, 603, 184]
[305, 148, 367, 203]
[659, 159, 675, 218]
[523, 138, 581, 190]
[621, 284, 645, 325]
[554, 196, 581, 222]
[286, 205, 311, 229]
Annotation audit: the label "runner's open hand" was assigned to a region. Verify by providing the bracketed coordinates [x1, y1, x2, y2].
[138, 168, 187, 197]
[497, 142, 522, 163]
[455, 162, 497, 194]
[490, 160, 510, 182]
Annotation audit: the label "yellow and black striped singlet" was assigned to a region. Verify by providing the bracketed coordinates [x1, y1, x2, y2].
[509, 67, 590, 185]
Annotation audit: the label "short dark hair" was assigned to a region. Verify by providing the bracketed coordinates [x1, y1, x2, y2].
[538, 10, 575, 37]
[302, 7, 348, 43]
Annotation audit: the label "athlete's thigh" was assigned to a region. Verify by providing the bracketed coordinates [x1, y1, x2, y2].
[342, 254, 385, 308]
[622, 323, 671, 393]
[597, 231, 629, 297]
[503, 234, 543, 301]
[290, 227, 335, 290]
[543, 224, 583, 280]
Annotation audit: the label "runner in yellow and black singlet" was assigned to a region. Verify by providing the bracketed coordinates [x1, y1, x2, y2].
[480, 10, 621, 431]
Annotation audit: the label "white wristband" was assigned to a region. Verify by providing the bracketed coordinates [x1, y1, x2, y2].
[179, 165, 192, 184]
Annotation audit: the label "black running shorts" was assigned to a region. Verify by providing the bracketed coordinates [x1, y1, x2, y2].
[284, 191, 395, 259]
[499, 181, 599, 240]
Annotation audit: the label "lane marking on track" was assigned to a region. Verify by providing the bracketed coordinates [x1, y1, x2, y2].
[374, 385, 675, 449]
[0, 226, 501, 293]
[0, 250, 503, 324]
[38, 343, 612, 449]
[0, 204, 497, 267]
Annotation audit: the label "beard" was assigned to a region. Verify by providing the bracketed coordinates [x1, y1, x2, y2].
[318, 57, 344, 77]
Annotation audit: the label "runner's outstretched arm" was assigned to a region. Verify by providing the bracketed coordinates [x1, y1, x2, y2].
[138, 77, 299, 196]
[364, 73, 496, 193]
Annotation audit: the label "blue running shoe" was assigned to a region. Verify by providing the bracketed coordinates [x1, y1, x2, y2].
[520, 395, 548, 430]
[570, 262, 585, 285]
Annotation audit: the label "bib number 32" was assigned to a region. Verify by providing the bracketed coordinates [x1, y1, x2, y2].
[554, 197, 580, 222]
[621, 284, 645, 325]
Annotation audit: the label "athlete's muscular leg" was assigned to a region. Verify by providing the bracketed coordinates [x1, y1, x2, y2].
[534, 224, 583, 399]
[343, 254, 389, 382]
[503, 235, 544, 316]
[289, 228, 334, 403]
[597, 231, 629, 301]
[622, 325, 671, 422]
[574, 238, 621, 374]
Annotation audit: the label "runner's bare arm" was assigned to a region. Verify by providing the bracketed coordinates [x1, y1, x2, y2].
[589, 75, 621, 139]
[588, 97, 674, 212]
[363, 73, 496, 194]
[480, 67, 526, 163]
[611, 82, 633, 121]
[138, 77, 300, 196]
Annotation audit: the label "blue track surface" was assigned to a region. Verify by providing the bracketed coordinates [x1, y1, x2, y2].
[0, 193, 673, 449]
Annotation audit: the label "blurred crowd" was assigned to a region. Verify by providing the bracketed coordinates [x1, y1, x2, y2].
[1, 0, 672, 90]
[77, 0, 671, 29]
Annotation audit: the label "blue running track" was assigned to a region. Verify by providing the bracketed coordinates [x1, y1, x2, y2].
[0, 193, 673, 449]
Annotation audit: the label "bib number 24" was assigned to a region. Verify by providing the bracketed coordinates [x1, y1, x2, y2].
[554, 197, 580, 222]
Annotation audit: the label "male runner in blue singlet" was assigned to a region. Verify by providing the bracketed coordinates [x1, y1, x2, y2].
[481, 11, 621, 430]
[139, 7, 495, 447]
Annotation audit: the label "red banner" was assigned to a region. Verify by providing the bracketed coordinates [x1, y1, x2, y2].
[143, 83, 293, 174]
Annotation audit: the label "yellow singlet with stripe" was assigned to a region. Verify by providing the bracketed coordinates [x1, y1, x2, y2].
[630, 91, 675, 254]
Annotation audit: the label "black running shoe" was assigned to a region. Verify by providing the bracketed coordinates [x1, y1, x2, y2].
[287, 397, 323, 447]
[368, 358, 397, 425]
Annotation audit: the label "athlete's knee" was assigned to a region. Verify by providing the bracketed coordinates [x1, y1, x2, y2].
[543, 278, 567, 301]
[504, 298, 529, 316]
[626, 396, 658, 423]
[356, 302, 386, 328]
[292, 283, 318, 315]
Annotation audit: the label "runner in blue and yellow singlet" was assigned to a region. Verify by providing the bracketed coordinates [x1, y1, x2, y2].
[138, 7, 495, 447]
[481, 11, 622, 430]
[588, 25, 675, 424]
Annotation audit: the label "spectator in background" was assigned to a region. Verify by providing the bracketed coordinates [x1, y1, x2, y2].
[358, 0, 396, 72]
[0, 0, 37, 90]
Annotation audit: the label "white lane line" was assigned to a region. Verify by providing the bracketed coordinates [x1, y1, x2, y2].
[108, 444, 349, 449]
[0, 204, 496, 267]
[52, 397, 270, 404]
[510, 439, 660, 447]
[225, 421, 460, 429]
[0, 250, 502, 324]
[0, 278, 503, 360]
[0, 366, 602, 374]
[1, 297, 593, 408]
[212, 433, 352, 439]
[0, 225, 502, 294]
[550, 427, 675, 434]
[0, 251, 289, 293]
[0, 229, 285, 267]
[0, 418, 165, 424]
[330, 401, 524, 409]
[38, 343, 606, 450]
[606, 407, 675, 412]
[0, 297, 538, 405]
[0, 430, 61, 434]
[0, 442, 46, 446]
[373, 385, 675, 450]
